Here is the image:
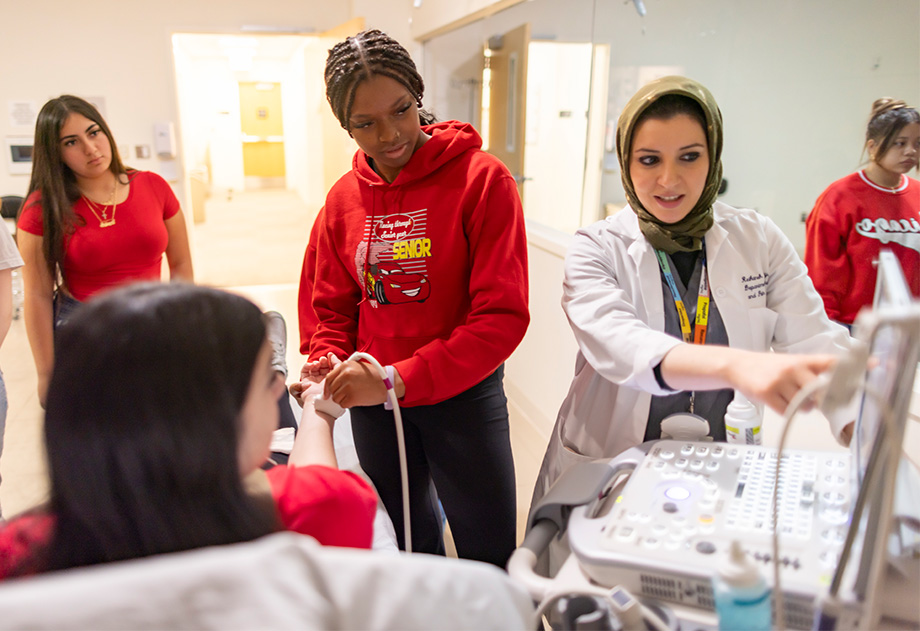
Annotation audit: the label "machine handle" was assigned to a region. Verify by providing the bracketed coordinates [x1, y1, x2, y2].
[507, 520, 560, 602]
[528, 445, 650, 532]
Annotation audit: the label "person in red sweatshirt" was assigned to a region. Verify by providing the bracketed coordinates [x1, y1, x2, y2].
[292, 29, 529, 567]
[805, 98, 920, 326]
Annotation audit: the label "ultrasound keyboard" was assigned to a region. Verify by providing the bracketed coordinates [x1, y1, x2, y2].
[566, 440, 852, 628]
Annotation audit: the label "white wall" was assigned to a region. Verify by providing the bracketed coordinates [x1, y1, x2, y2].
[172, 47, 247, 195]
[0, 0, 351, 204]
[285, 41, 320, 209]
[592, 0, 920, 253]
[505, 222, 578, 440]
[410, 0, 525, 40]
[352, 0, 413, 48]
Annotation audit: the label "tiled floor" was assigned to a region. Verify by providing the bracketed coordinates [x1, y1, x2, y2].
[0, 188, 545, 547]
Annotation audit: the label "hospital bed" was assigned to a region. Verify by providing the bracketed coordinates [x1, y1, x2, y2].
[0, 531, 533, 630]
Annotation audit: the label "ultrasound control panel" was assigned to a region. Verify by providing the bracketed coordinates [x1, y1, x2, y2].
[567, 440, 851, 619]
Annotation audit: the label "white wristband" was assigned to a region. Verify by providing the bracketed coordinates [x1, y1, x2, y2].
[384, 365, 394, 410]
[312, 394, 345, 419]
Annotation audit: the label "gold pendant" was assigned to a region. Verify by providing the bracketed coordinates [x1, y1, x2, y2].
[99, 218, 116, 228]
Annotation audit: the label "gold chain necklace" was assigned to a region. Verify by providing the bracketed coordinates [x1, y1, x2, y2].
[81, 182, 118, 228]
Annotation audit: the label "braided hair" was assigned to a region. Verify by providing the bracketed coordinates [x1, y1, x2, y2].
[324, 29, 436, 131]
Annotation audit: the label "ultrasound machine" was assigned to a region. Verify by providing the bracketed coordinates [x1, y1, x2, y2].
[509, 250, 920, 630]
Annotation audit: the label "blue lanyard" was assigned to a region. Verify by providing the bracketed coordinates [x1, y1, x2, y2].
[654, 242, 710, 345]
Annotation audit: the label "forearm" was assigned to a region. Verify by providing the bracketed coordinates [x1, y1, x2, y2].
[660, 343, 838, 415]
[658, 343, 737, 392]
[287, 404, 338, 469]
[19, 233, 56, 400]
[23, 292, 54, 403]
[168, 258, 194, 282]
[165, 211, 194, 282]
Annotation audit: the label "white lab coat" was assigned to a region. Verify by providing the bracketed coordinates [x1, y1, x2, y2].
[533, 201, 853, 503]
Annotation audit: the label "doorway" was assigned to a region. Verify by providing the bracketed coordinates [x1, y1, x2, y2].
[170, 23, 363, 286]
[240, 81, 286, 190]
[482, 28, 603, 234]
[522, 41, 593, 234]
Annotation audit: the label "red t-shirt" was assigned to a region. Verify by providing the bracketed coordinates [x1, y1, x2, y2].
[265, 464, 377, 549]
[0, 465, 377, 579]
[17, 171, 180, 301]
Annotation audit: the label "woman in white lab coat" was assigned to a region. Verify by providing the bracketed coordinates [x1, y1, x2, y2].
[532, 76, 852, 504]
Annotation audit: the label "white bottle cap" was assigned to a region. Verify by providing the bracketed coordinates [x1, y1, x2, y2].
[726, 394, 759, 421]
[718, 540, 762, 588]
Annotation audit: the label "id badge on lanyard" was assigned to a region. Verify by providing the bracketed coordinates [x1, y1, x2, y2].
[655, 243, 712, 438]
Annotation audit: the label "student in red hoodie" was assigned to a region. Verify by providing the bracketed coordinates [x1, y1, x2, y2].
[292, 29, 529, 567]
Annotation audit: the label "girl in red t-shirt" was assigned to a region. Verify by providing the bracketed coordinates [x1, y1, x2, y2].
[17, 95, 193, 407]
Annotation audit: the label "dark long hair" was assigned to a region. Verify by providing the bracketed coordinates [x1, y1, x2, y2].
[324, 29, 437, 131]
[24, 283, 279, 574]
[23, 95, 128, 289]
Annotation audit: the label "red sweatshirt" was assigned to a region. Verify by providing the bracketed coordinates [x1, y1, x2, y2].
[805, 171, 920, 324]
[302, 121, 530, 406]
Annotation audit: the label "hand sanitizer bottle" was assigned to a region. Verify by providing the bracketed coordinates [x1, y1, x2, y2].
[713, 540, 772, 631]
[724, 394, 763, 445]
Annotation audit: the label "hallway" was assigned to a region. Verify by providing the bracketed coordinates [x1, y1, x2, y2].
[191, 189, 317, 289]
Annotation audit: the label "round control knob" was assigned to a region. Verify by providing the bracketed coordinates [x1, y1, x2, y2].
[695, 541, 716, 554]
[664, 486, 691, 501]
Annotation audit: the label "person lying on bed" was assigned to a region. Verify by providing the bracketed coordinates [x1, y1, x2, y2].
[0, 282, 377, 578]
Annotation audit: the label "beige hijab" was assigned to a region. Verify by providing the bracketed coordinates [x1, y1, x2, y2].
[616, 76, 724, 253]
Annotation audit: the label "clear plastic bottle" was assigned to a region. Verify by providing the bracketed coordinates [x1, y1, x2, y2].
[713, 540, 772, 631]
[724, 394, 763, 445]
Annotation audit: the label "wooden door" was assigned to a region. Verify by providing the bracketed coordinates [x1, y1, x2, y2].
[483, 22, 530, 195]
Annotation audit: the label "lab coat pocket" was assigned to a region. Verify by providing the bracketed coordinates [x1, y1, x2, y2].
[532, 410, 596, 507]
[747, 307, 779, 352]
[558, 416, 597, 469]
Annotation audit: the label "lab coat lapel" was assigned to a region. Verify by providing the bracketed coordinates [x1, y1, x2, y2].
[705, 209, 753, 349]
[619, 211, 665, 331]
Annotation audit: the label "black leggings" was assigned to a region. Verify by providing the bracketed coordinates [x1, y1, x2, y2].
[350, 365, 516, 568]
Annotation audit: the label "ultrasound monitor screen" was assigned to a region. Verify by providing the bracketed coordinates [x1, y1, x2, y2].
[854, 250, 917, 488]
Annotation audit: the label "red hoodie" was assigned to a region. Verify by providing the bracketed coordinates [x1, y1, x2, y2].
[301, 121, 529, 406]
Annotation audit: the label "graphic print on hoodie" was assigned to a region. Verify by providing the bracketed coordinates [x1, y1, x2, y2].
[356, 208, 431, 306]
